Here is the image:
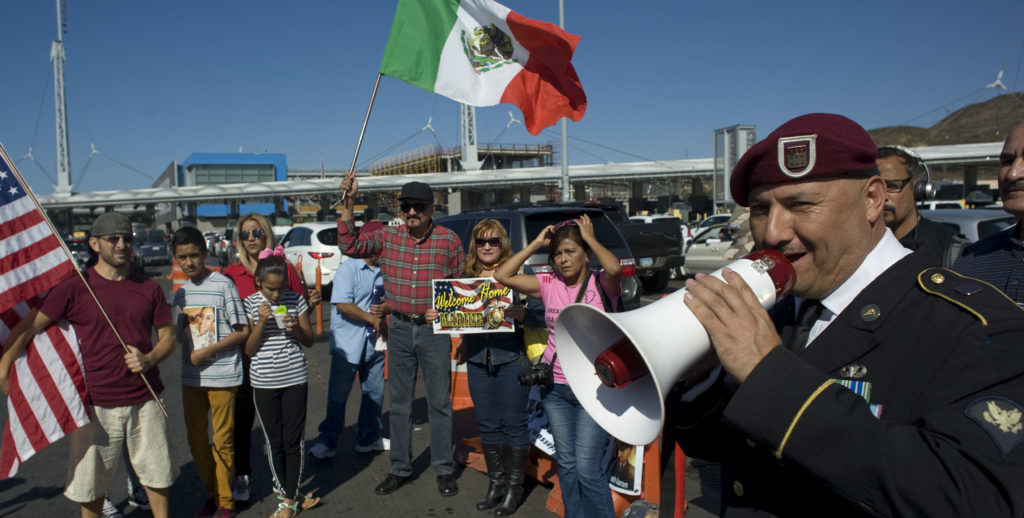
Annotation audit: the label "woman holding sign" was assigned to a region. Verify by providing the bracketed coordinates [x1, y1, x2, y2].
[494, 214, 620, 518]
[427, 219, 529, 515]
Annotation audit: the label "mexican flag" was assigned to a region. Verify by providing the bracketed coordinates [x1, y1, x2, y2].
[380, 0, 586, 136]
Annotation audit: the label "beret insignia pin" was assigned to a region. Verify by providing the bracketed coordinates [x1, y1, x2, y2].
[778, 135, 817, 177]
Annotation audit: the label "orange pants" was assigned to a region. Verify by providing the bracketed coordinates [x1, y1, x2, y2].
[182, 386, 237, 509]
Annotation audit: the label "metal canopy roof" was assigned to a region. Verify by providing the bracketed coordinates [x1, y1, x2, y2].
[34, 141, 1003, 209]
[36, 158, 714, 209]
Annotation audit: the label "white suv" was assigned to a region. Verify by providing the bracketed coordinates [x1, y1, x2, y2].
[279, 222, 348, 290]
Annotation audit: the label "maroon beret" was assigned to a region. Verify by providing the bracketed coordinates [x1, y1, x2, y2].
[729, 113, 879, 206]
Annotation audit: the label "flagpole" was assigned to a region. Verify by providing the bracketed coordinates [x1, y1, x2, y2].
[0, 145, 168, 417]
[341, 72, 383, 201]
[559, 0, 571, 202]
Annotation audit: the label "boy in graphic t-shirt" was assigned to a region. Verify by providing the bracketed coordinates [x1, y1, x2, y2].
[171, 227, 249, 518]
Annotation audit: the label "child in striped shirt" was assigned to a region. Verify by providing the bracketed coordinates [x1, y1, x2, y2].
[243, 250, 317, 517]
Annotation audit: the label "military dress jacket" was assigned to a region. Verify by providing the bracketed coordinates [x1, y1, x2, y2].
[673, 251, 1024, 517]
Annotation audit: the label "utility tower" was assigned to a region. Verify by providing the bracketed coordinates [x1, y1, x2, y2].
[460, 104, 482, 171]
[51, 0, 72, 195]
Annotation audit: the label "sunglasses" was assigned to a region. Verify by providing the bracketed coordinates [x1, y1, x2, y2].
[474, 237, 502, 248]
[553, 219, 579, 231]
[240, 229, 266, 240]
[400, 201, 430, 213]
[99, 234, 133, 245]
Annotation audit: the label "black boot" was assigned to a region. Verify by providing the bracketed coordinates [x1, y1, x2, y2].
[495, 445, 529, 516]
[476, 443, 506, 511]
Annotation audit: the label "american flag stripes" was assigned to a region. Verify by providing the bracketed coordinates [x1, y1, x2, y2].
[0, 146, 87, 478]
[0, 302, 88, 478]
[0, 157, 76, 313]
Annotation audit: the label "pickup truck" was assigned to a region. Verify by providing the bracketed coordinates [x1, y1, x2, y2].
[596, 202, 684, 293]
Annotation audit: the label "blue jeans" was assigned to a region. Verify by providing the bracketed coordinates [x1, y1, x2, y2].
[387, 317, 454, 477]
[467, 357, 531, 446]
[541, 383, 615, 518]
[316, 347, 386, 449]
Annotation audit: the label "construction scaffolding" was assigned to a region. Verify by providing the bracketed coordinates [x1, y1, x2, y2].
[370, 143, 555, 176]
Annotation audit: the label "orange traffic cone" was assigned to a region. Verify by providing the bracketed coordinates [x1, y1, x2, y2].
[449, 335, 472, 411]
[168, 260, 189, 294]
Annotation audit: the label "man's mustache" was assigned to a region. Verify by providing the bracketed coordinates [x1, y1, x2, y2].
[1004, 179, 1024, 193]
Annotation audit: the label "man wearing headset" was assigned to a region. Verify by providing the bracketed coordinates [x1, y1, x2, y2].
[876, 145, 968, 266]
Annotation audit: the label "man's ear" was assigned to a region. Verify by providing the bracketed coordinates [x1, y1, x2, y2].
[864, 176, 886, 225]
[88, 236, 100, 254]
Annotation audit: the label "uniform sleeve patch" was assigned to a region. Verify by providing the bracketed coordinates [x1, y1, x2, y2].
[965, 397, 1024, 457]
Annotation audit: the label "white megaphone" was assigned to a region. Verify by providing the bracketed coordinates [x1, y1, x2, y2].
[553, 249, 795, 446]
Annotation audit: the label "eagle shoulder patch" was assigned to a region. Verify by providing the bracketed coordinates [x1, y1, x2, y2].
[965, 397, 1024, 457]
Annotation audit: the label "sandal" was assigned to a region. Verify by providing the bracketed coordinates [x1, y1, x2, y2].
[271, 499, 299, 518]
[299, 492, 321, 511]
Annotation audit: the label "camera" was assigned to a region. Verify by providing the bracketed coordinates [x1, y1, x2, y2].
[518, 361, 554, 387]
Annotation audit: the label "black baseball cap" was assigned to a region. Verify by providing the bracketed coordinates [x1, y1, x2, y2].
[398, 181, 433, 201]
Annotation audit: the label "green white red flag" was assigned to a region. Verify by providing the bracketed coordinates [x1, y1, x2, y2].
[380, 0, 587, 135]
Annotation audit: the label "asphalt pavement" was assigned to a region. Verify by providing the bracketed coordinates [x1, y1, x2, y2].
[0, 265, 718, 517]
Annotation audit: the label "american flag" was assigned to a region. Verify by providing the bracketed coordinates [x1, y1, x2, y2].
[0, 147, 87, 478]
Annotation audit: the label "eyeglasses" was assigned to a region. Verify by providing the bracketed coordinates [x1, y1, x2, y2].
[553, 219, 579, 231]
[475, 237, 502, 248]
[99, 234, 133, 245]
[400, 201, 430, 213]
[884, 177, 913, 193]
[240, 229, 266, 240]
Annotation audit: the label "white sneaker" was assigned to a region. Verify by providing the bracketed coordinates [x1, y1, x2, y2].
[232, 474, 251, 502]
[355, 437, 391, 453]
[307, 441, 336, 460]
[101, 495, 124, 518]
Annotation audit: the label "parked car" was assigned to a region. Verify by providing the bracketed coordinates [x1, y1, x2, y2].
[920, 200, 964, 210]
[280, 222, 347, 291]
[271, 225, 293, 239]
[599, 203, 683, 294]
[217, 228, 237, 267]
[133, 228, 170, 266]
[203, 231, 220, 255]
[682, 223, 733, 275]
[630, 214, 691, 249]
[64, 236, 91, 270]
[437, 203, 641, 310]
[919, 209, 1016, 242]
[692, 213, 731, 234]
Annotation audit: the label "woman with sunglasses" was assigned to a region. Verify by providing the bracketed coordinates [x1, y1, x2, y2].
[426, 219, 530, 515]
[494, 214, 620, 518]
[222, 213, 320, 505]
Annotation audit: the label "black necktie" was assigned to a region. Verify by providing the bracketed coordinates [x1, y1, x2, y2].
[787, 300, 823, 351]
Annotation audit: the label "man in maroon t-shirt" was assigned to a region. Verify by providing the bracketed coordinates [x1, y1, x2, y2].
[0, 212, 175, 518]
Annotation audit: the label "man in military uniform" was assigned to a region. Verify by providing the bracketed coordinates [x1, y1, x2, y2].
[954, 121, 1024, 306]
[876, 145, 967, 266]
[675, 113, 1024, 516]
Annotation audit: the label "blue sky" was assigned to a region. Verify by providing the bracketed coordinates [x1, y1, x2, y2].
[1, 1, 1021, 194]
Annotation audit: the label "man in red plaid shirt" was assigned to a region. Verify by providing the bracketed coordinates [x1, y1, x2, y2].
[337, 177, 465, 498]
